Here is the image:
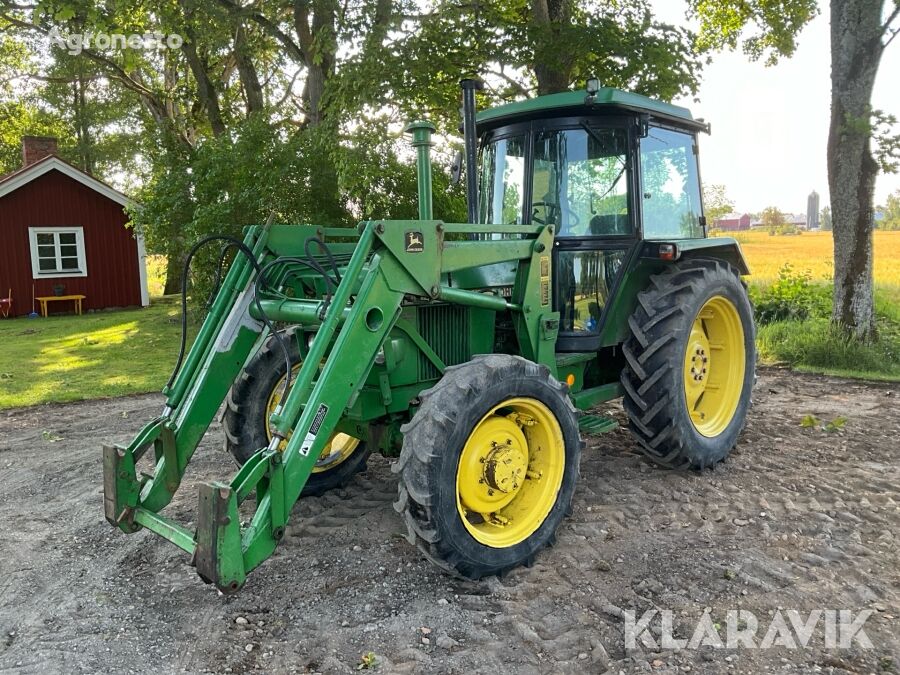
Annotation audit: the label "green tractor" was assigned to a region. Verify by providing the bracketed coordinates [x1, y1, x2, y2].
[104, 79, 755, 591]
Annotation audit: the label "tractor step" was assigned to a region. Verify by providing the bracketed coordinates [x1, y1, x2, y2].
[578, 414, 618, 435]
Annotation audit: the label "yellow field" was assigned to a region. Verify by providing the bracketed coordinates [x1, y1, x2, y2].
[726, 230, 900, 286]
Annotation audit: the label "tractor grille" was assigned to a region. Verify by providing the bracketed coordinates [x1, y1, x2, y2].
[417, 304, 470, 380]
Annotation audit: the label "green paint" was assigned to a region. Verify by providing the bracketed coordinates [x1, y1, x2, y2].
[476, 87, 700, 129]
[103, 92, 751, 592]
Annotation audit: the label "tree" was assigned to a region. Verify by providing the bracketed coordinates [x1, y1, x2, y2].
[820, 205, 833, 231]
[703, 184, 735, 224]
[0, 101, 72, 173]
[827, 1, 899, 339]
[690, 0, 900, 341]
[1, 0, 709, 300]
[341, 0, 705, 136]
[0, 25, 72, 172]
[760, 206, 786, 234]
[880, 189, 900, 230]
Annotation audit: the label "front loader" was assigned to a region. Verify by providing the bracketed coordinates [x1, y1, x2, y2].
[104, 80, 756, 591]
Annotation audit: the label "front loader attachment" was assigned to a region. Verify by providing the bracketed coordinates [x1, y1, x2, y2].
[103, 216, 554, 591]
[103, 222, 409, 590]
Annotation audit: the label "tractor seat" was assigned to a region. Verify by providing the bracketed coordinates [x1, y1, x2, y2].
[589, 214, 629, 236]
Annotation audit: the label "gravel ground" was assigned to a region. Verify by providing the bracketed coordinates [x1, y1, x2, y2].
[0, 368, 897, 674]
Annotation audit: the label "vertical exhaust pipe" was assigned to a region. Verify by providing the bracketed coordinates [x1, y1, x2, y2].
[405, 120, 435, 221]
[460, 79, 483, 224]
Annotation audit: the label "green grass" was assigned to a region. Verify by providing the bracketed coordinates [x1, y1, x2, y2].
[0, 297, 188, 408]
[755, 285, 900, 382]
[1, 262, 897, 409]
[757, 318, 900, 381]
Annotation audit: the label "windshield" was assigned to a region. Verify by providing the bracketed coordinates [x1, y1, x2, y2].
[532, 127, 630, 236]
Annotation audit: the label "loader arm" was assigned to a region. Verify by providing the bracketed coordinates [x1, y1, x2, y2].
[104, 219, 557, 591]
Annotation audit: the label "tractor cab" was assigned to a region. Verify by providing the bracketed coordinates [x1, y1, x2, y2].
[475, 86, 709, 350]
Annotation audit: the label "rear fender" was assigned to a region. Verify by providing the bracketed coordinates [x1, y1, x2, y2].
[598, 237, 750, 347]
[641, 237, 750, 275]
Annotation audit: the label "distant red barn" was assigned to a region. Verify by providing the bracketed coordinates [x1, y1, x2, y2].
[714, 213, 751, 231]
[0, 137, 148, 317]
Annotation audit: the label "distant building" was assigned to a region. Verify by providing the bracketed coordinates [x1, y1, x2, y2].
[713, 212, 751, 231]
[807, 191, 820, 229]
[749, 213, 808, 230]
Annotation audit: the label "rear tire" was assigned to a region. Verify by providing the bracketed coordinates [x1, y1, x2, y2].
[393, 354, 582, 579]
[223, 330, 370, 497]
[620, 258, 755, 469]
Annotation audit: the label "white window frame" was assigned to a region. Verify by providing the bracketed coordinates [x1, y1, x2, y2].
[28, 226, 88, 279]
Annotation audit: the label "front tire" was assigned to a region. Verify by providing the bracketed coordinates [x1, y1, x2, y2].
[620, 258, 755, 469]
[223, 330, 370, 497]
[393, 354, 582, 579]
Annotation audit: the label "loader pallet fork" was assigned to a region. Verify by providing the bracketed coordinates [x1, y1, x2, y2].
[104, 82, 756, 590]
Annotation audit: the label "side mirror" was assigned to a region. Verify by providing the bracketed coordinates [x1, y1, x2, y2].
[450, 150, 463, 185]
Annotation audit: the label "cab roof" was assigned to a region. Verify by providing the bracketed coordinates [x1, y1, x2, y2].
[476, 87, 707, 133]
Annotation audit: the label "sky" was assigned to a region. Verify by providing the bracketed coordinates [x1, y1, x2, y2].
[650, 0, 900, 216]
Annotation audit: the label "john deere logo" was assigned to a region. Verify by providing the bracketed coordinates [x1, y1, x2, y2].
[405, 231, 424, 253]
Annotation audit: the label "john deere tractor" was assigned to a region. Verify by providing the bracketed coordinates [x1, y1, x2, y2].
[104, 80, 755, 591]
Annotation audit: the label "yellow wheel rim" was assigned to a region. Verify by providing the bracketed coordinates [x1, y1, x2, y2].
[456, 397, 565, 548]
[265, 368, 360, 473]
[683, 295, 746, 437]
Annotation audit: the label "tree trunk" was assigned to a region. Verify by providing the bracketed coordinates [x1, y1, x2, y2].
[72, 67, 95, 174]
[178, 0, 227, 137]
[181, 36, 227, 137]
[234, 21, 265, 114]
[294, 0, 337, 124]
[163, 243, 186, 296]
[828, 0, 886, 341]
[292, 0, 346, 223]
[531, 0, 574, 95]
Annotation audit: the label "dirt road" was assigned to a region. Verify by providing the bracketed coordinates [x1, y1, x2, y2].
[0, 369, 897, 674]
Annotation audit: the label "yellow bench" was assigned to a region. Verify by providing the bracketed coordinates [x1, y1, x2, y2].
[36, 294, 86, 317]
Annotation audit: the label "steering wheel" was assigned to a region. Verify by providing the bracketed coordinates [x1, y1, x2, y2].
[530, 200, 555, 225]
[531, 201, 580, 230]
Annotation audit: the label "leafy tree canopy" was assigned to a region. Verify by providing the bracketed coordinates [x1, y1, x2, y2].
[703, 184, 735, 223]
[0, 0, 706, 294]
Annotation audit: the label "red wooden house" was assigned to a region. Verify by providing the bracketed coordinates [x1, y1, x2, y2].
[0, 137, 149, 317]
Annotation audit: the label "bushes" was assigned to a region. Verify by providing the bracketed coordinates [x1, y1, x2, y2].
[750, 265, 900, 380]
[749, 264, 829, 324]
[767, 224, 802, 236]
[131, 116, 466, 308]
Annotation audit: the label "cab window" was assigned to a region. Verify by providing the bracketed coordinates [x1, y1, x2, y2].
[640, 127, 703, 239]
[531, 127, 630, 236]
[479, 136, 527, 225]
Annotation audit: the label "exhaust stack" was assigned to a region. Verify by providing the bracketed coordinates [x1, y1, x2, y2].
[405, 120, 435, 221]
[460, 79, 483, 224]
